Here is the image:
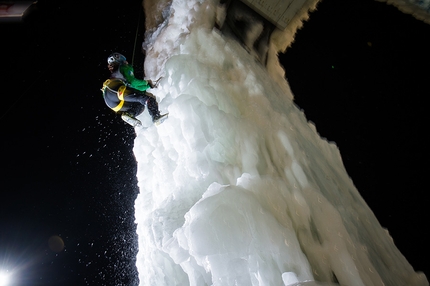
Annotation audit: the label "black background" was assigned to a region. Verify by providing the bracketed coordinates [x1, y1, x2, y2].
[282, 0, 429, 279]
[1, 0, 428, 285]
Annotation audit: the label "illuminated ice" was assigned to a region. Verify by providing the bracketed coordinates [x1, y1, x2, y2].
[133, 0, 429, 285]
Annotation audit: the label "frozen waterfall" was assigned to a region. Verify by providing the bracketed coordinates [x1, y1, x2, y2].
[132, 0, 428, 285]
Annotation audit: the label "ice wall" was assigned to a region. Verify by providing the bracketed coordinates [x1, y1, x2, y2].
[133, 0, 429, 285]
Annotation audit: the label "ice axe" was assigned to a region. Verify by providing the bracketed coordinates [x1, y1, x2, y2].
[149, 77, 162, 88]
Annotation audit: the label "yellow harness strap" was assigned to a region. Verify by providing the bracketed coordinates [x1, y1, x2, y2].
[112, 85, 126, 111]
[112, 101, 124, 112]
[101, 79, 112, 92]
[118, 85, 126, 100]
[102, 79, 126, 112]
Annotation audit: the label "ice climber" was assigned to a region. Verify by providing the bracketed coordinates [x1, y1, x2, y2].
[101, 52, 167, 127]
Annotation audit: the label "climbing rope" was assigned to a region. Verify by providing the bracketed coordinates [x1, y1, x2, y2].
[131, 6, 142, 66]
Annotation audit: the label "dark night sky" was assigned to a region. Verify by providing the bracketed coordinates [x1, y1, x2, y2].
[0, 0, 428, 285]
[282, 0, 429, 279]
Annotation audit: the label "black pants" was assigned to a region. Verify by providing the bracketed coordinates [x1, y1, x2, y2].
[121, 92, 159, 118]
[103, 79, 160, 119]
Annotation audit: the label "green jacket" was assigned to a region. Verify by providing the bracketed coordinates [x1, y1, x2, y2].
[120, 64, 151, 92]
